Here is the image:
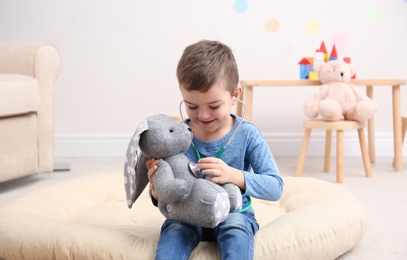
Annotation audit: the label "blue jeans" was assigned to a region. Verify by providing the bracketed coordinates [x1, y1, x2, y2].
[155, 212, 259, 260]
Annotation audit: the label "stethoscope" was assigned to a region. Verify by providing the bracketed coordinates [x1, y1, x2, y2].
[179, 97, 252, 213]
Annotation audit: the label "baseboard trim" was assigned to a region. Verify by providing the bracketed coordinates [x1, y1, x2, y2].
[55, 134, 131, 158]
[262, 132, 398, 157]
[55, 132, 401, 158]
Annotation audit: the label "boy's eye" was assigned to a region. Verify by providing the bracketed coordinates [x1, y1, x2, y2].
[187, 104, 220, 110]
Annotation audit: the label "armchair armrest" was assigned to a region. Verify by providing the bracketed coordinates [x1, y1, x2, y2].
[0, 43, 61, 83]
[0, 43, 62, 172]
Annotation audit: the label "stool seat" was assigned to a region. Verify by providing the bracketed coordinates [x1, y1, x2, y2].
[296, 119, 372, 183]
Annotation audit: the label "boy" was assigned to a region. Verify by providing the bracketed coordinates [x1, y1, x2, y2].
[147, 40, 284, 259]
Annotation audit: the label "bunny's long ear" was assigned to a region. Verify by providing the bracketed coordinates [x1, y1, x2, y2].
[124, 119, 149, 209]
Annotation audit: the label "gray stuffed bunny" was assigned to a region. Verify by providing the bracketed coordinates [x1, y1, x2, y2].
[124, 114, 242, 228]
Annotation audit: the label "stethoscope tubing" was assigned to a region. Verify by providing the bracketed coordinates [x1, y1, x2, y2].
[179, 97, 252, 213]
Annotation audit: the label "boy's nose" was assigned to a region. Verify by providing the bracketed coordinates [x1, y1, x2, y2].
[197, 108, 211, 119]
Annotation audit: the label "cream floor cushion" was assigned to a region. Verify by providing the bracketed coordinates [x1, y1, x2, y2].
[0, 173, 366, 260]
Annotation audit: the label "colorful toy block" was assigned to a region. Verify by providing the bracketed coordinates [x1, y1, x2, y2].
[329, 44, 338, 61]
[309, 71, 319, 80]
[298, 41, 354, 79]
[298, 58, 313, 79]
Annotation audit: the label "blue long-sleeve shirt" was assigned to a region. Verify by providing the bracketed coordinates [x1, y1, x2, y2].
[185, 114, 284, 214]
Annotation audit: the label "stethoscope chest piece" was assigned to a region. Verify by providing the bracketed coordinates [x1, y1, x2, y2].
[189, 162, 202, 178]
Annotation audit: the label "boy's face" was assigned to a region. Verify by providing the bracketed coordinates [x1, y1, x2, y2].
[180, 82, 237, 139]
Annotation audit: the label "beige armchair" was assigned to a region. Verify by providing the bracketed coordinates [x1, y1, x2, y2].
[0, 43, 61, 182]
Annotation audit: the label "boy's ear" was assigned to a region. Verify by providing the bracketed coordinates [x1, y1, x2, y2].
[233, 85, 242, 100]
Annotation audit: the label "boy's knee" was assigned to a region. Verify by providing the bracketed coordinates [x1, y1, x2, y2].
[161, 219, 201, 236]
[219, 213, 258, 234]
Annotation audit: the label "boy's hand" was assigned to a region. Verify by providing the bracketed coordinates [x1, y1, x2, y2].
[146, 158, 161, 200]
[195, 157, 246, 190]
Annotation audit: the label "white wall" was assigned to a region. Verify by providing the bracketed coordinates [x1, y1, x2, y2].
[1, 0, 407, 157]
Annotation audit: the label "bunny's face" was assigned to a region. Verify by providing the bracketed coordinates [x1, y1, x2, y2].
[139, 114, 192, 159]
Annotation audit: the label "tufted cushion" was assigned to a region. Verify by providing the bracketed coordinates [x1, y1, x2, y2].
[0, 173, 366, 260]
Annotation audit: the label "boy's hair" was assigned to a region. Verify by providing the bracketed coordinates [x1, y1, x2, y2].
[177, 40, 239, 95]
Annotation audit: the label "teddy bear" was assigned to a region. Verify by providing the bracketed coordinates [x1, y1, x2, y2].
[123, 114, 242, 228]
[304, 60, 377, 122]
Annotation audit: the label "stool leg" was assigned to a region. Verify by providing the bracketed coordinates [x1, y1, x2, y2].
[296, 128, 312, 177]
[336, 130, 344, 183]
[324, 130, 332, 172]
[402, 121, 407, 145]
[358, 128, 373, 178]
[393, 120, 407, 167]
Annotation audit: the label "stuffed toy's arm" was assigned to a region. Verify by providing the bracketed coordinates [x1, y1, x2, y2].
[304, 85, 329, 118]
[345, 84, 378, 122]
[349, 84, 370, 101]
[152, 160, 188, 203]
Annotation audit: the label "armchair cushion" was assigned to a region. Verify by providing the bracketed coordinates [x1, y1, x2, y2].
[0, 74, 40, 117]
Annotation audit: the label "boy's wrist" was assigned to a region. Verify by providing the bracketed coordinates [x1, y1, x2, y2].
[149, 189, 159, 207]
[230, 168, 246, 191]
